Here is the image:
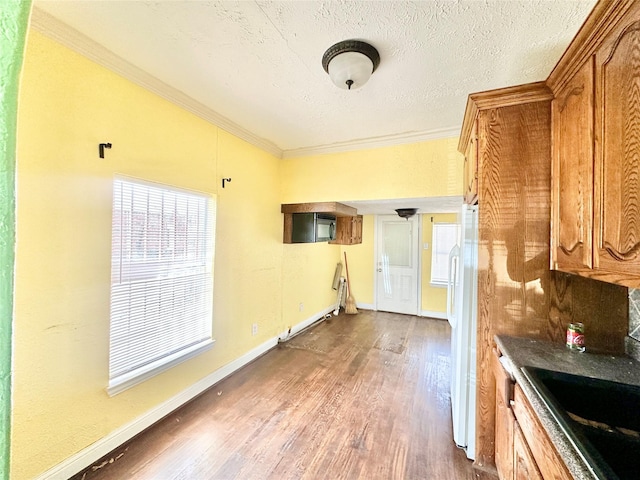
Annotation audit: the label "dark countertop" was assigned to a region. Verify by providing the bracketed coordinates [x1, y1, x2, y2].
[494, 335, 640, 480]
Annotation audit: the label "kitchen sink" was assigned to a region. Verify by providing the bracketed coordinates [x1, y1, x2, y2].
[521, 366, 640, 480]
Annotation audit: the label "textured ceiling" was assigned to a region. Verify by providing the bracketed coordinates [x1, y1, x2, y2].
[33, 0, 597, 158]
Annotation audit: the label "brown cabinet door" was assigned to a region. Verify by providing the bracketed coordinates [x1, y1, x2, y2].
[352, 215, 363, 244]
[494, 352, 515, 480]
[464, 120, 478, 204]
[513, 423, 543, 480]
[512, 385, 573, 480]
[329, 215, 363, 245]
[552, 58, 594, 272]
[594, 13, 640, 277]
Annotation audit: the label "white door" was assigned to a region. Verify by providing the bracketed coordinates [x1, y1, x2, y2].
[375, 215, 420, 315]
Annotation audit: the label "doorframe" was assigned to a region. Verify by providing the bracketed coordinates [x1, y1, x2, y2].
[372, 214, 423, 314]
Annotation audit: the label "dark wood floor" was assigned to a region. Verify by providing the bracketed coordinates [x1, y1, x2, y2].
[74, 311, 492, 480]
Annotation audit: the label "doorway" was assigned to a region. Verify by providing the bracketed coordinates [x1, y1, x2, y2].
[375, 214, 420, 315]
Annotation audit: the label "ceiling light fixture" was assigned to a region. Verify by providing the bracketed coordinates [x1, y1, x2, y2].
[322, 39, 380, 90]
[395, 208, 418, 220]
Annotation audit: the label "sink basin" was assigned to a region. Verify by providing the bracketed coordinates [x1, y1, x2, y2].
[521, 366, 640, 480]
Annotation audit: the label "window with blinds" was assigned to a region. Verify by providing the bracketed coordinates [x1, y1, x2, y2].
[431, 223, 458, 286]
[108, 177, 215, 395]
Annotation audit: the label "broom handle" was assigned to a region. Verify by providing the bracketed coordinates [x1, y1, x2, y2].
[344, 252, 352, 295]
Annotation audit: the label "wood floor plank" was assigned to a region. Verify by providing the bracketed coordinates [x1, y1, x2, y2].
[73, 311, 494, 480]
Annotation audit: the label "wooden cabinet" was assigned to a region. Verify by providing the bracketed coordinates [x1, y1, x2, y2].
[329, 215, 362, 245]
[493, 350, 514, 480]
[513, 424, 543, 480]
[594, 4, 640, 280]
[493, 351, 571, 480]
[511, 385, 572, 480]
[550, 0, 640, 287]
[459, 82, 553, 468]
[551, 58, 594, 272]
[281, 202, 361, 245]
[463, 120, 478, 204]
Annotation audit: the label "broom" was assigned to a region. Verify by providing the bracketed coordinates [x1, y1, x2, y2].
[343, 252, 358, 314]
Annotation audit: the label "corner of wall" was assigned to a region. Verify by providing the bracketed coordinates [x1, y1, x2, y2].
[0, 2, 32, 479]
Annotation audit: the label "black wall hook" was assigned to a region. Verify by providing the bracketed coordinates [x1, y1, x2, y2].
[99, 143, 112, 159]
[222, 177, 231, 188]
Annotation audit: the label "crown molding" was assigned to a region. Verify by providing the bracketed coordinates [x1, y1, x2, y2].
[282, 126, 461, 159]
[547, 0, 634, 93]
[29, 6, 283, 159]
[458, 81, 553, 152]
[30, 7, 461, 160]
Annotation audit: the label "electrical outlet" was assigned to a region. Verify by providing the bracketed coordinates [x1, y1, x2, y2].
[299, 302, 304, 312]
[252, 323, 258, 336]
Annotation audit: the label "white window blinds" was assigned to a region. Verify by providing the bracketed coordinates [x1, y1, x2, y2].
[109, 177, 215, 395]
[431, 223, 458, 285]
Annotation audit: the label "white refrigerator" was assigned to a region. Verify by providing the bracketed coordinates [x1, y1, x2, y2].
[446, 204, 478, 460]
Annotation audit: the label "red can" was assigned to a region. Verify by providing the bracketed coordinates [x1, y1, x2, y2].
[566, 323, 585, 352]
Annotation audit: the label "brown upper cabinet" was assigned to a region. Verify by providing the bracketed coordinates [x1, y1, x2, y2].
[549, 0, 640, 288]
[281, 202, 362, 245]
[329, 215, 363, 245]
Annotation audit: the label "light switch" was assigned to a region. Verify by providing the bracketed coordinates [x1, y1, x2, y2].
[423, 242, 429, 250]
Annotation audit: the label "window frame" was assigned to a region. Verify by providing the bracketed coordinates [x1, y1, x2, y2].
[430, 222, 459, 287]
[108, 176, 215, 396]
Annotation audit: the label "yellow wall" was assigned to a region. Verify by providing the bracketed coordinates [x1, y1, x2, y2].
[421, 213, 458, 315]
[13, 27, 464, 480]
[279, 139, 463, 317]
[280, 138, 462, 204]
[280, 140, 463, 315]
[13, 31, 284, 479]
[281, 242, 341, 328]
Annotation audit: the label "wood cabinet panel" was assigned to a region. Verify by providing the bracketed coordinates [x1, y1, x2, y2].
[459, 83, 553, 468]
[594, 15, 640, 277]
[474, 96, 552, 468]
[512, 385, 572, 480]
[281, 202, 357, 216]
[550, 0, 640, 287]
[493, 351, 514, 480]
[551, 58, 594, 271]
[513, 423, 543, 480]
[549, 270, 628, 355]
[329, 215, 362, 245]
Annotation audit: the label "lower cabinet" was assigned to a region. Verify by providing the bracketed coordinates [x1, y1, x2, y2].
[494, 349, 515, 480]
[493, 350, 572, 480]
[513, 424, 543, 480]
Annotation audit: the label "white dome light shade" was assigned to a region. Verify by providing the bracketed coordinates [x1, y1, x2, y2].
[327, 51, 373, 90]
[322, 40, 380, 91]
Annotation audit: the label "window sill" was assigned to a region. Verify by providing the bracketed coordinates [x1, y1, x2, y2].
[107, 339, 215, 396]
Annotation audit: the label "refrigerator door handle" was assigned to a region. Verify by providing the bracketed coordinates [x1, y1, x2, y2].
[447, 245, 460, 328]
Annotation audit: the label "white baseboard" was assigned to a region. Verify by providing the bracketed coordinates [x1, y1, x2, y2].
[278, 306, 334, 341]
[420, 310, 447, 320]
[35, 306, 335, 480]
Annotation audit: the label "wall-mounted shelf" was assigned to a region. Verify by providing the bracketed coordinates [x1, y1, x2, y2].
[281, 202, 357, 217]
